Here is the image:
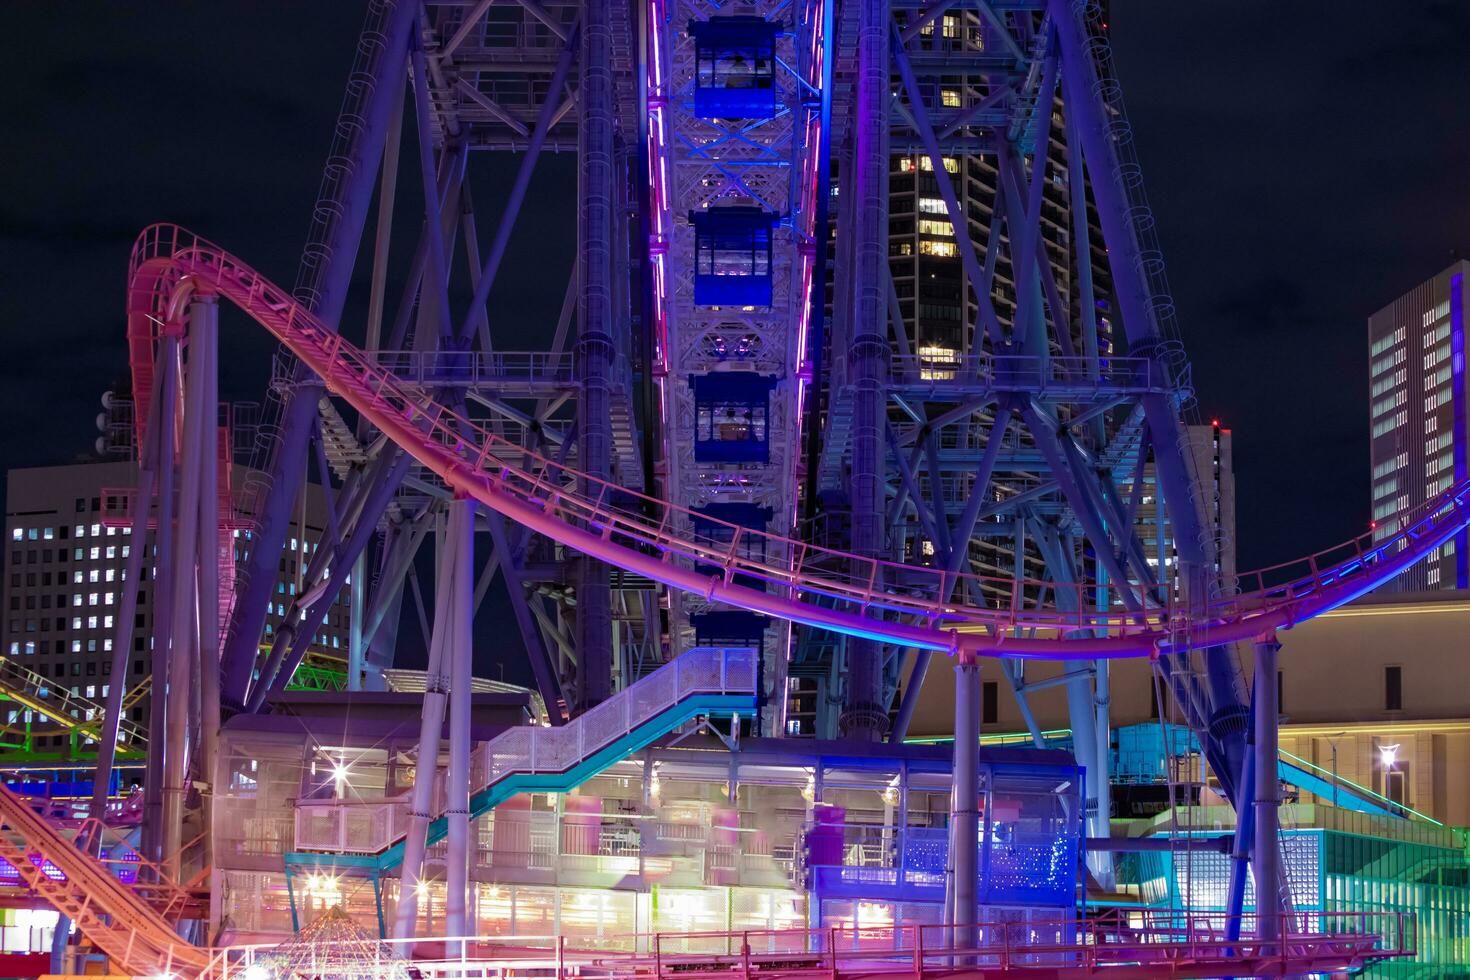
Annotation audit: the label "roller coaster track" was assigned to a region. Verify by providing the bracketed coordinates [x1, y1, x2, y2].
[0, 784, 206, 976]
[127, 224, 1470, 662]
[0, 657, 148, 749]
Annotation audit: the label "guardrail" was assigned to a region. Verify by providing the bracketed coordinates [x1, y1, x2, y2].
[889, 353, 1188, 395]
[201, 911, 1414, 979]
[0, 657, 147, 749]
[271, 349, 581, 391]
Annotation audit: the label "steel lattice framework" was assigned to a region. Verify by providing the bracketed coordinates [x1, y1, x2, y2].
[74, 0, 1470, 962]
[648, 0, 827, 728]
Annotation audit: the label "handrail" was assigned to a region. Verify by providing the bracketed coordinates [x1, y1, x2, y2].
[889, 352, 1179, 392]
[270, 348, 586, 391]
[125, 224, 1470, 660]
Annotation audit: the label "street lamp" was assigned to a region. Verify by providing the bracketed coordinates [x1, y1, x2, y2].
[1378, 743, 1402, 814]
[1378, 743, 1400, 770]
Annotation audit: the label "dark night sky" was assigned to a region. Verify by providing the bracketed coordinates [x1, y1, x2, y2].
[3, 2, 1470, 574]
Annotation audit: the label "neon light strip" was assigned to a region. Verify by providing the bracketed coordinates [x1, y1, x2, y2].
[1450, 272, 1466, 587]
[1279, 748, 1442, 826]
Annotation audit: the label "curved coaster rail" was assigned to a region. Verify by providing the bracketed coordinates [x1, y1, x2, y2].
[0, 785, 207, 976]
[127, 224, 1470, 660]
[287, 646, 757, 873]
[0, 656, 148, 749]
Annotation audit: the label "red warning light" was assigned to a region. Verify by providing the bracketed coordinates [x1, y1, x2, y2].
[1370, 521, 1378, 529]
[1211, 419, 1220, 427]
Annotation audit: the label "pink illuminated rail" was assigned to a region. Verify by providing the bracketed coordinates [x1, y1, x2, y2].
[204, 913, 1412, 979]
[127, 224, 1470, 660]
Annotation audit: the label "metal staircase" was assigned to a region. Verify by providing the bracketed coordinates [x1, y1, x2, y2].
[287, 646, 757, 873]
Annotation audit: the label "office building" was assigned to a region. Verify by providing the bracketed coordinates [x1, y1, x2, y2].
[1, 459, 351, 762]
[1118, 421, 1236, 596]
[1368, 260, 1470, 591]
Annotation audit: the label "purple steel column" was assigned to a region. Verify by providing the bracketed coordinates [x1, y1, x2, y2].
[221, 0, 416, 706]
[841, 0, 891, 740]
[143, 337, 179, 863]
[455, 29, 580, 344]
[252, 451, 410, 709]
[1252, 635, 1282, 952]
[409, 27, 456, 344]
[195, 293, 223, 889]
[576, 0, 615, 709]
[162, 295, 215, 878]
[1224, 741, 1256, 939]
[394, 512, 455, 939]
[950, 658, 980, 951]
[348, 556, 367, 691]
[1065, 669, 1109, 885]
[891, 408, 1015, 742]
[90, 354, 166, 836]
[1047, 0, 1248, 798]
[445, 497, 475, 949]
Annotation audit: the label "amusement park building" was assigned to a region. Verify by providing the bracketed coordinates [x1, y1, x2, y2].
[900, 588, 1470, 976]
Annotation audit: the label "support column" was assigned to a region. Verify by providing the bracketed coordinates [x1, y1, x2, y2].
[841, 0, 890, 741]
[950, 658, 980, 950]
[445, 497, 475, 948]
[348, 552, 367, 691]
[1093, 659, 1113, 882]
[251, 450, 410, 710]
[162, 294, 215, 878]
[220, 0, 417, 707]
[393, 510, 455, 940]
[1048, 0, 1249, 801]
[891, 409, 1015, 743]
[90, 353, 167, 837]
[143, 337, 179, 865]
[576, 0, 615, 710]
[1252, 636, 1282, 951]
[1065, 670, 1110, 887]
[194, 294, 223, 893]
[1224, 745, 1255, 941]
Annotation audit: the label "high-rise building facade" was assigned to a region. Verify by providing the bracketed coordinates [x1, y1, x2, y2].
[1120, 421, 1236, 598]
[1, 460, 350, 762]
[1368, 261, 1470, 591]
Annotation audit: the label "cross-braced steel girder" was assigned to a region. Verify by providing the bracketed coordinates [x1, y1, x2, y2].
[220, 0, 648, 725]
[96, 0, 1322, 949]
[806, 0, 1252, 860]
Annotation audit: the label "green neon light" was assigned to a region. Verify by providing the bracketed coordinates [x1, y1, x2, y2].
[1279, 748, 1442, 826]
[285, 662, 349, 692]
[904, 728, 1073, 746]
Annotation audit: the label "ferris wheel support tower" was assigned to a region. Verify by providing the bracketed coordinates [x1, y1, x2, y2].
[104, 0, 1364, 942]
